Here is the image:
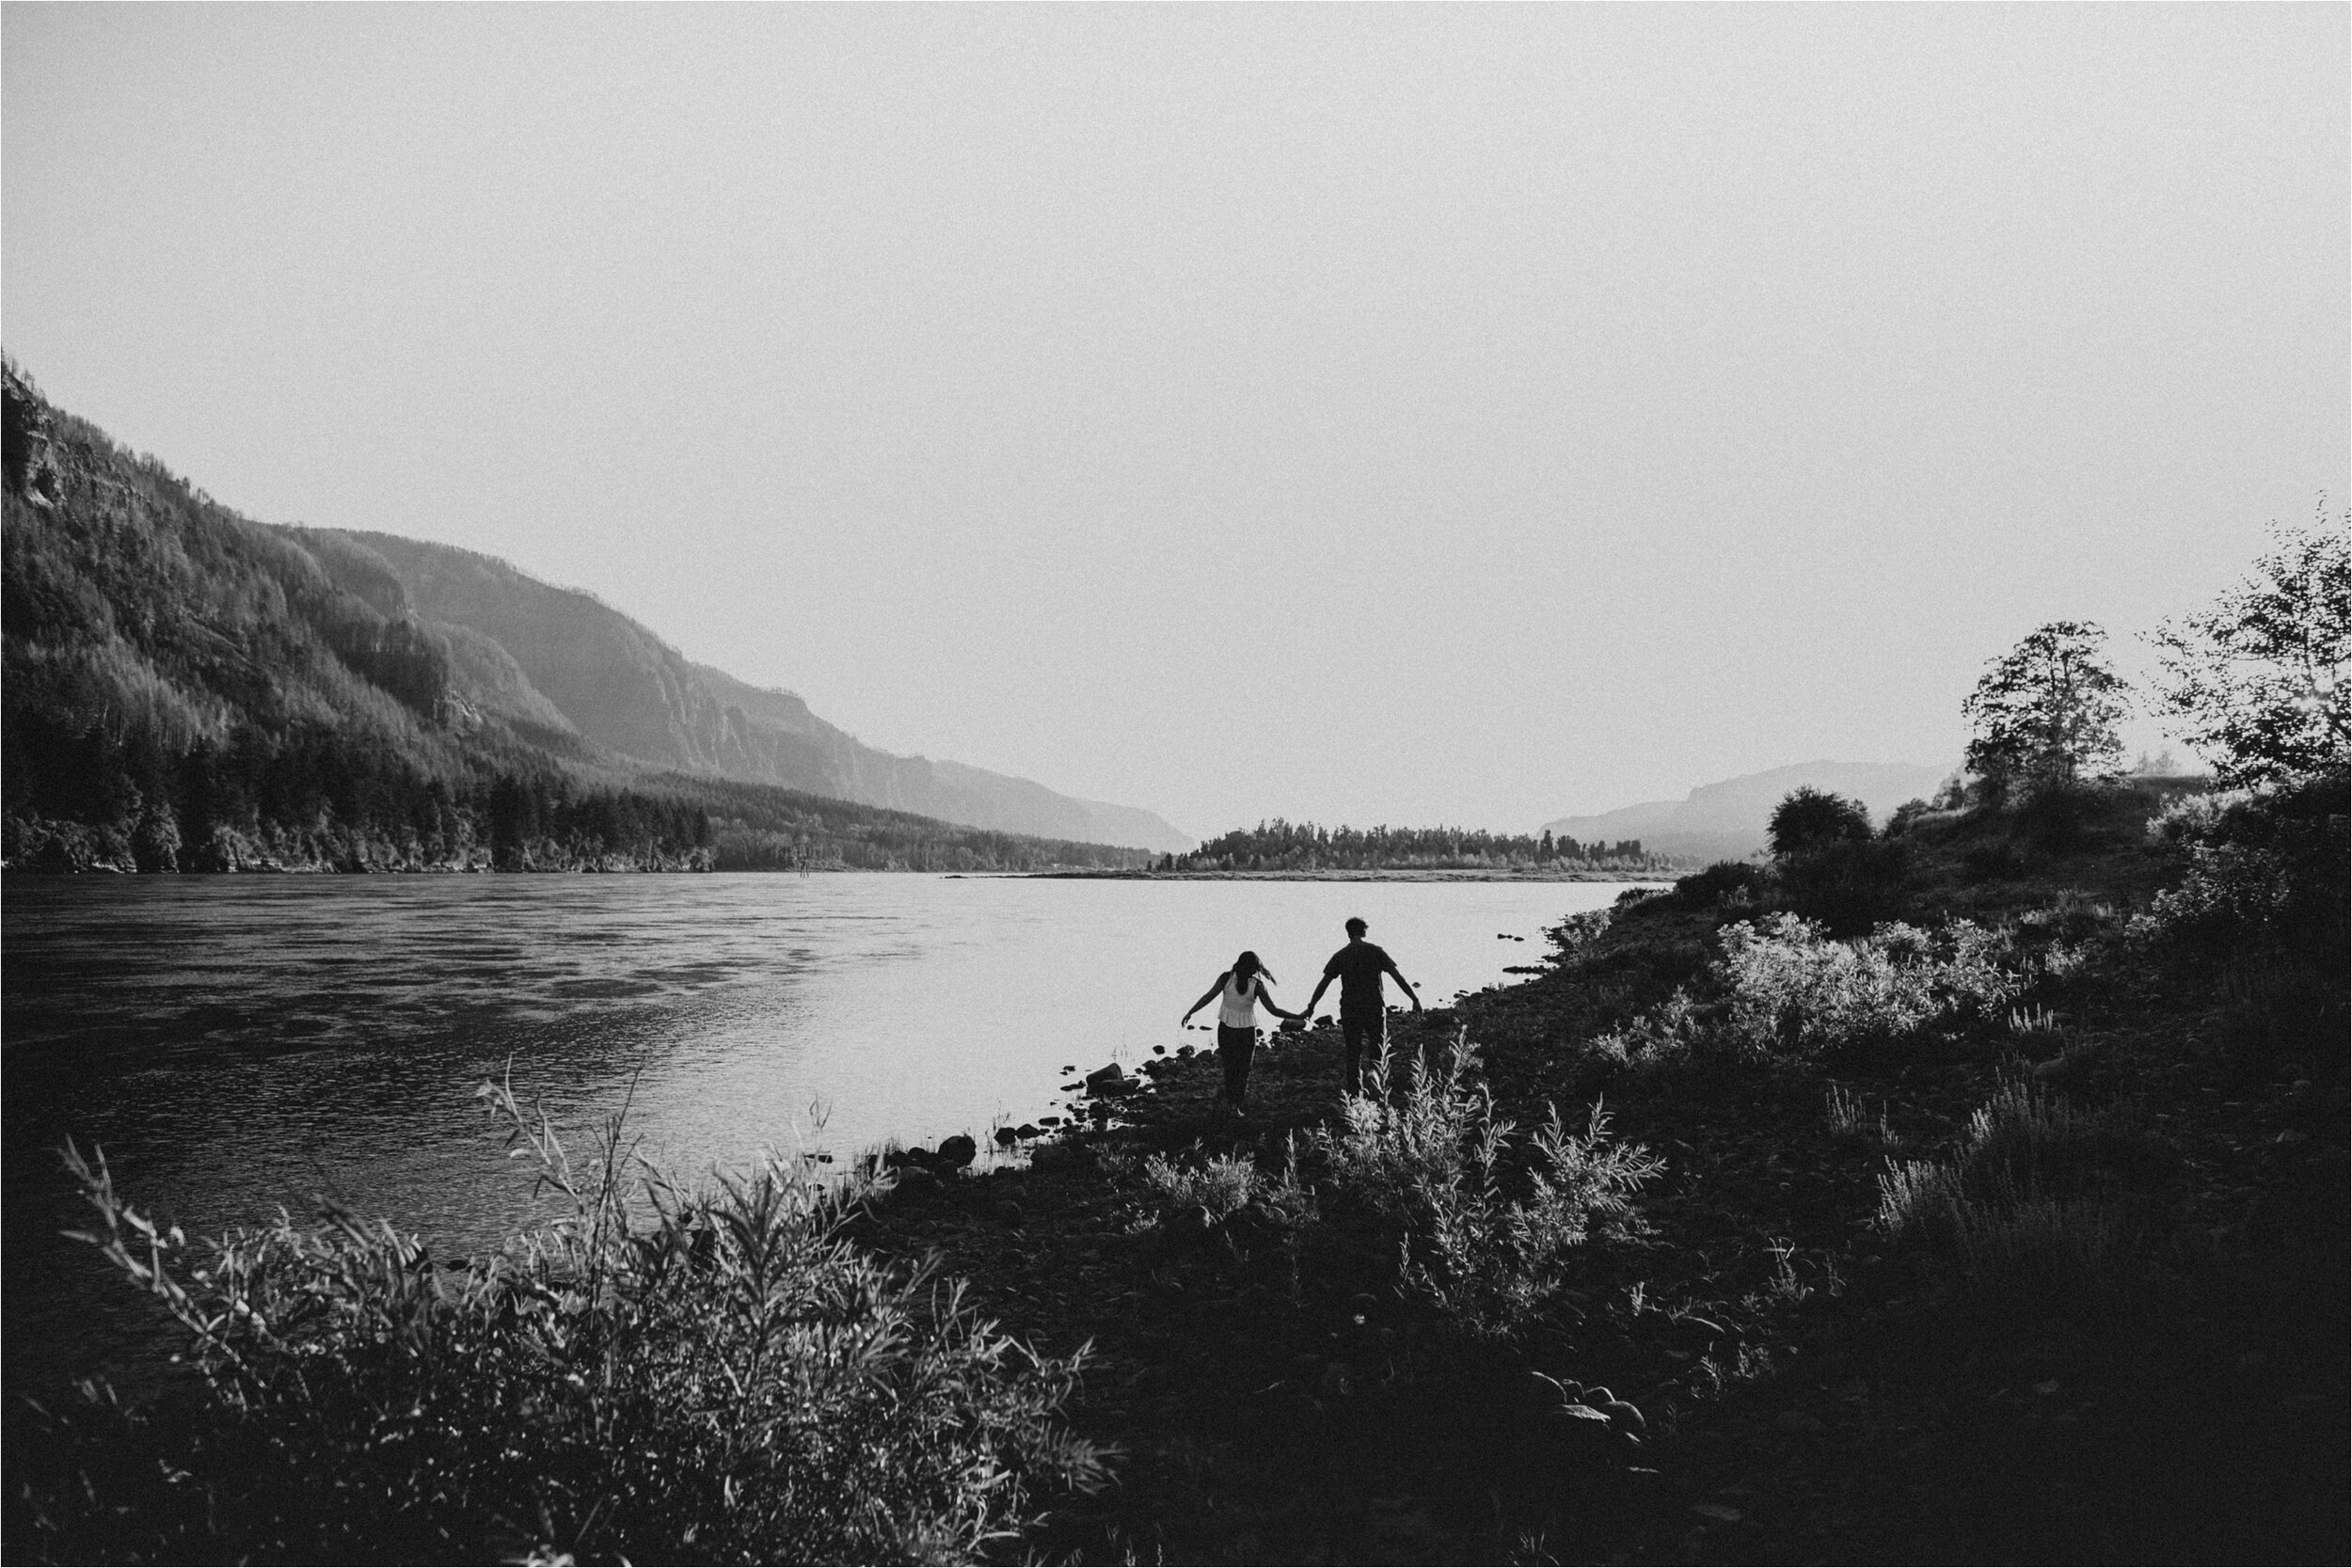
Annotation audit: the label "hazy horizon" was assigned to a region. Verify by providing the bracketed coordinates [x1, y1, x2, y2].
[6, 5, 2344, 838]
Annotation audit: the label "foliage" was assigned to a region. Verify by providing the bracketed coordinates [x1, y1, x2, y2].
[1962, 621, 2130, 802]
[1311, 1033, 1662, 1341]
[44, 1079, 1105, 1564]
[2148, 504, 2350, 786]
[1541, 907, 1614, 960]
[1768, 787, 1872, 855]
[1666, 860, 1770, 912]
[1168, 818, 1668, 873]
[2132, 769, 2349, 1055]
[1143, 1148, 1265, 1227]
[1773, 836, 1913, 934]
[1712, 913, 2025, 1062]
[1876, 1077, 2174, 1321]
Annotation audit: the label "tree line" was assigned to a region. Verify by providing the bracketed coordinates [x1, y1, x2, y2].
[1160, 818, 1668, 874]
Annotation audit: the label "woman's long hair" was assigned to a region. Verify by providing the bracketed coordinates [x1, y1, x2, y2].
[1231, 950, 1276, 988]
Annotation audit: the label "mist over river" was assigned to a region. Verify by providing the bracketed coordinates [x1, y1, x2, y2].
[3, 873, 1646, 1388]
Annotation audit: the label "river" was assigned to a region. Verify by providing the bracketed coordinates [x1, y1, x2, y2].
[2, 872, 1645, 1389]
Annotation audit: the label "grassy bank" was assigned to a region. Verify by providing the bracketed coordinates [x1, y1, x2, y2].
[11, 777, 2344, 1563]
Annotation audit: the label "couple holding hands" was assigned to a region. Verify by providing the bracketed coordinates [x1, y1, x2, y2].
[1179, 916, 1422, 1114]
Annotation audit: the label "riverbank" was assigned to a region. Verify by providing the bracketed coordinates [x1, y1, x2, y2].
[854, 781, 2347, 1564]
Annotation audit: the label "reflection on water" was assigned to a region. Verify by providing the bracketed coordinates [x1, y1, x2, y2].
[2, 872, 1643, 1388]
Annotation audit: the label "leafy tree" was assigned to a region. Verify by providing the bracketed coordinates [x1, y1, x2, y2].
[1961, 622, 2129, 801]
[2148, 505, 2349, 786]
[1768, 787, 1872, 855]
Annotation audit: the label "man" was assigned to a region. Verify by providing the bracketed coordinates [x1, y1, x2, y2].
[1304, 916, 1422, 1095]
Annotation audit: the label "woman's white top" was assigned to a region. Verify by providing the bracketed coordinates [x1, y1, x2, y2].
[1218, 973, 1262, 1028]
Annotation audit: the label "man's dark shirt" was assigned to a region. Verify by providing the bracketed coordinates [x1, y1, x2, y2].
[1323, 941, 1399, 1016]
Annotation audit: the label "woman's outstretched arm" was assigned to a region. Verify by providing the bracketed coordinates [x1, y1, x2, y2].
[1180, 974, 1229, 1025]
[1258, 983, 1307, 1022]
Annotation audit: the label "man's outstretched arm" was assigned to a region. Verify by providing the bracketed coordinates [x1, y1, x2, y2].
[1385, 958, 1422, 1011]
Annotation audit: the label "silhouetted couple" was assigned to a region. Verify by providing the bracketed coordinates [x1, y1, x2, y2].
[1180, 916, 1422, 1114]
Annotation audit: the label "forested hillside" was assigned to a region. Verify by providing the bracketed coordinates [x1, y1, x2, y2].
[0, 357, 1147, 874]
[294, 528, 1194, 853]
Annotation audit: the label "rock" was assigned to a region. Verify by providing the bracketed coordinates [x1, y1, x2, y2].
[1152, 1043, 1168, 1054]
[1030, 1142, 1079, 1171]
[993, 1127, 1018, 1148]
[889, 1145, 930, 1169]
[1175, 1045, 1195, 1057]
[1037, 1115, 1062, 1127]
[935, 1133, 977, 1169]
[1059, 1065, 1076, 1073]
[1084, 1062, 1128, 1089]
[1014, 1123, 1039, 1139]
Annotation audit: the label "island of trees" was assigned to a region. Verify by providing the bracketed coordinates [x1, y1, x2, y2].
[1158, 819, 1674, 874]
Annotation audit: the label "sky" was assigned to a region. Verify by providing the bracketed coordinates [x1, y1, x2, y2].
[5, 4, 2344, 839]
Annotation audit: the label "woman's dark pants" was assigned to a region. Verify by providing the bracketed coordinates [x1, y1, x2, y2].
[1216, 1024, 1257, 1107]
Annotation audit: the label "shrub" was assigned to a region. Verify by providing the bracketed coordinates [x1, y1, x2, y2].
[1669, 860, 1770, 912]
[50, 1079, 1106, 1565]
[1775, 836, 1912, 933]
[1311, 1033, 1662, 1341]
[1716, 914, 1939, 1060]
[1768, 788, 1872, 855]
[1541, 907, 1612, 962]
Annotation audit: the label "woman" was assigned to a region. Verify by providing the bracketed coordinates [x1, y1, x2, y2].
[1180, 950, 1306, 1114]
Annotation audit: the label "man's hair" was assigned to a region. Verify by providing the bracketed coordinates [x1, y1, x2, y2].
[1345, 916, 1368, 937]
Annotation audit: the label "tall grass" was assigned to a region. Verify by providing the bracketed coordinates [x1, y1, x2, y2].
[48, 1076, 1105, 1564]
[1876, 1076, 2171, 1322]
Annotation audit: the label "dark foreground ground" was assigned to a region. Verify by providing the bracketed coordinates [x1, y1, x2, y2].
[862, 798, 2348, 1565]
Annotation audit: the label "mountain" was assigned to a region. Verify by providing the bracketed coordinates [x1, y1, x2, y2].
[294, 529, 1195, 853]
[1542, 760, 1953, 864]
[0, 356, 1164, 873]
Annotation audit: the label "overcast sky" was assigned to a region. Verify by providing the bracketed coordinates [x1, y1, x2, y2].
[5, 5, 2344, 837]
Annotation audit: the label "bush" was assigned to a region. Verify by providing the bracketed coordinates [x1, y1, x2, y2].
[1768, 788, 1872, 855]
[1775, 836, 1912, 933]
[46, 1080, 1106, 1565]
[1712, 914, 2024, 1062]
[1669, 860, 1770, 912]
[1541, 907, 1612, 962]
[1311, 1033, 1662, 1342]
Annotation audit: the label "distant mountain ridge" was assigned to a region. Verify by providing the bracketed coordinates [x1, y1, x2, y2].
[294, 530, 1194, 854]
[1543, 760, 1952, 864]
